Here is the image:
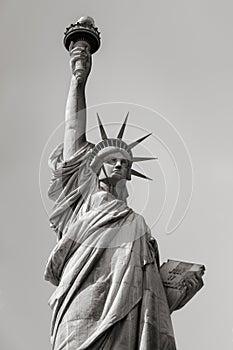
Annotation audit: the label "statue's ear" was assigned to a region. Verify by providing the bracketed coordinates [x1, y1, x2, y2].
[126, 168, 131, 181]
[98, 165, 108, 180]
[98, 168, 105, 180]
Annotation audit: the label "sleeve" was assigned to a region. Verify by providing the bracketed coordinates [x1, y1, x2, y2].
[47, 142, 98, 239]
[147, 234, 160, 269]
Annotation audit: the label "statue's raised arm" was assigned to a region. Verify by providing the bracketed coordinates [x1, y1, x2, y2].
[63, 17, 101, 160]
[63, 44, 91, 160]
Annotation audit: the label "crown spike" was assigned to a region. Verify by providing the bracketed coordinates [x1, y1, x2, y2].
[131, 169, 152, 180]
[97, 113, 108, 140]
[116, 112, 129, 139]
[128, 133, 152, 150]
[132, 156, 157, 162]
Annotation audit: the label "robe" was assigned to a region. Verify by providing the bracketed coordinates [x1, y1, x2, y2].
[45, 142, 177, 350]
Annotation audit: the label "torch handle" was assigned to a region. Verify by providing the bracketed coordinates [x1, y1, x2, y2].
[73, 60, 85, 83]
[71, 40, 90, 83]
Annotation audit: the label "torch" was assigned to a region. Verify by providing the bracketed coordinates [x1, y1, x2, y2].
[63, 16, 101, 83]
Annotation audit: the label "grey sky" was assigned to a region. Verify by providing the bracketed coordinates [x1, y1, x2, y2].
[1, 1, 233, 349]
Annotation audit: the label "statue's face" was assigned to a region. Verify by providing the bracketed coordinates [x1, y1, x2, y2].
[102, 151, 130, 182]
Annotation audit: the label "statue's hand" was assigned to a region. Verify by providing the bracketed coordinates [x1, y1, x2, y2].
[175, 271, 204, 310]
[69, 41, 92, 86]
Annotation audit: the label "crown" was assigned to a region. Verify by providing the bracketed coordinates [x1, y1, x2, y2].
[90, 113, 157, 180]
[63, 16, 101, 54]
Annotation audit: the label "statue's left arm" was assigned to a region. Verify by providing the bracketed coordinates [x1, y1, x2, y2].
[170, 271, 204, 313]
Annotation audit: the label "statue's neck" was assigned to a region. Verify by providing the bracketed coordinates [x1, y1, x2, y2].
[99, 179, 128, 202]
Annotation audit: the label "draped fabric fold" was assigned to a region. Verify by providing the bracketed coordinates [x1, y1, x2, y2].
[45, 143, 176, 350]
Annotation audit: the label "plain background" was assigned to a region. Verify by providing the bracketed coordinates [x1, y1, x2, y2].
[1, 1, 233, 349]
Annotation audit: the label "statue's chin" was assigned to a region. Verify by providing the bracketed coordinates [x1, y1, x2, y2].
[109, 177, 127, 187]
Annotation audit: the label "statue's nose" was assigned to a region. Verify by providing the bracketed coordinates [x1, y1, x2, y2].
[115, 160, 122, 168]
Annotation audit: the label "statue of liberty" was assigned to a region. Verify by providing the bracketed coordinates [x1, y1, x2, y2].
[44, 17, 203, 350]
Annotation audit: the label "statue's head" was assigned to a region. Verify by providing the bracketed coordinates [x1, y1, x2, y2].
[97, 147, 132, 183]
[89, 113, 156, 183]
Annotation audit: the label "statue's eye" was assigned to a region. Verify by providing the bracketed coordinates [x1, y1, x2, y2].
[106, 158, 116, 165]
[121, 159, 128, 167]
